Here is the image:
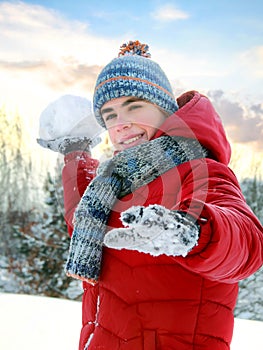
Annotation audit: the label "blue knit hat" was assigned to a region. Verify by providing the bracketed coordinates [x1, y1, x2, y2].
[93, 40, 178, 128]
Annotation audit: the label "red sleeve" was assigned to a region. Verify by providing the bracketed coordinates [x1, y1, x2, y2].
[62, 151, 99, 237]
[174, 159, 263, 283]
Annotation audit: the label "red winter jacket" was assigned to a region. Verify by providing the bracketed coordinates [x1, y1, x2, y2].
[62, 91, 263, 350]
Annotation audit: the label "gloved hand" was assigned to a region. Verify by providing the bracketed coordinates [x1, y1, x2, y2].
[104, 204, 200, 257]
[37, 136, 93, 155]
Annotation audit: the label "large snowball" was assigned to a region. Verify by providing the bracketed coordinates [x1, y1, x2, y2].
[39, 95, 102, 141]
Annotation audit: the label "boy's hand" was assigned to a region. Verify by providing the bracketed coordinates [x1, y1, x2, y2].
[37, 136, 93, 155]
[104, 204, 200, 257]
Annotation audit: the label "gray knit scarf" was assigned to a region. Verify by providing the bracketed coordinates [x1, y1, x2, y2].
[65, 136, 207, 284]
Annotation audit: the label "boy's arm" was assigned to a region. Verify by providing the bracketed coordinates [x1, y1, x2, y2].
[62, 151, 99, 237]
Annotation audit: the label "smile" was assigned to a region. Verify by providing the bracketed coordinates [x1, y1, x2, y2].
[122, 135, 143, 145]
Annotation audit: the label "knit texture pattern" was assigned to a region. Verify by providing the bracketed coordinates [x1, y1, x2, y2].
[93, 54, 178, 128]
[65, 136, 207, 284]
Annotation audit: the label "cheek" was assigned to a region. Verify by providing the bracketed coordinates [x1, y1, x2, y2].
[142, 116, 166, 137]
[107, 128, 117, 144]
[145, 126, 158, 139]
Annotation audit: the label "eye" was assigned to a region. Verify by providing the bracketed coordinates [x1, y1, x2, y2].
[128, 103, 143, 111]
[104, 113, 117, 122]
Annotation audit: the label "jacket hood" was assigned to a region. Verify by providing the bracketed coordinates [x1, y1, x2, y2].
[154, 91, 231, 165]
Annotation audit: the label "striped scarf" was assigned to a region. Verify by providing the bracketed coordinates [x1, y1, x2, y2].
[65, 136, 207, 284]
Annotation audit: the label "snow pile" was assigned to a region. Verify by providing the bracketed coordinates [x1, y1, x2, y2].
[39, 95, 103, 141]
[1, 293, 263, 350]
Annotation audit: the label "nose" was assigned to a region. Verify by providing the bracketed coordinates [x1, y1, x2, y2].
[115, 113, 132, 132]
[116, 121, 132, 132]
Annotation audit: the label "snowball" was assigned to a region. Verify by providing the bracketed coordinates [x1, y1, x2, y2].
[39, 95, 103, 141]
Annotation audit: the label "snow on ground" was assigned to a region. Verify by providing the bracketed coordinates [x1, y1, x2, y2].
[0, 293, 263, 350]
[0, 293, 81, 350]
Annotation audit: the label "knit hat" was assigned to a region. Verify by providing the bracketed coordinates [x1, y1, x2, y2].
[93, 40, 178, 128]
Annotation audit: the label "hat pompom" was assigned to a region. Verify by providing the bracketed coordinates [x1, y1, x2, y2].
[118, 40, 151, 58]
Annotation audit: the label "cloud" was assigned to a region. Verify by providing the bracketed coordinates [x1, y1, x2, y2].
[0, 1, 119, 65]
[0, 1, 121, 115]
[41, 59, 102, 91]
[0, 57, 101, 92]
[240, 46, 263, 78]
[208, 90, 263, 149]
[151, 4, 189, 22]
[0, 60, 45, 70]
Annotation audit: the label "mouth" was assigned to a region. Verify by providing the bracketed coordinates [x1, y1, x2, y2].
[120, 134, 144, 145]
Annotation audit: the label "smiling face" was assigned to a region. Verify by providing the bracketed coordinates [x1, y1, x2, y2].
[101, 96, 169, 151]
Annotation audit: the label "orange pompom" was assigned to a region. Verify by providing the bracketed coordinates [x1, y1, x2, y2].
[118, 40, 151, 58]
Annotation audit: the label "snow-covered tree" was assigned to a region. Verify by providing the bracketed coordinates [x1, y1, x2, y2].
[0, 105, 80, 298]
[0, 107, 36, 212]
[0, 107, 38, 292]
[234, 176, 263, 321]
[1, 162, 82, 299]
[240, 176, 263, 224]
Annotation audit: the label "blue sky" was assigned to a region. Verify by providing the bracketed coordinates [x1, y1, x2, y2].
[17, 0, 263, 51]
[0, 0, 262, 176]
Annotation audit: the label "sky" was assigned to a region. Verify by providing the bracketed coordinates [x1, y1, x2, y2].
[0, 0, 263, 177]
